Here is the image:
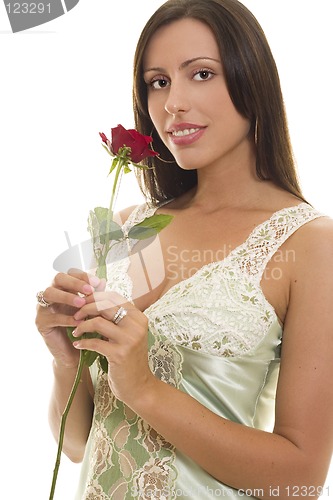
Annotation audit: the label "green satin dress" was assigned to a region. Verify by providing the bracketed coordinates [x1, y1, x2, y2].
[76, 202, 323, 499]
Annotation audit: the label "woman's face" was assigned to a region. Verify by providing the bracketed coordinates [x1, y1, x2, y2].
[143, 18, 252, 172]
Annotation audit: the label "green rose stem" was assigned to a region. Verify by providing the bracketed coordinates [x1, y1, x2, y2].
[97, 154, 126, 280]
[49, 351, 85, 500]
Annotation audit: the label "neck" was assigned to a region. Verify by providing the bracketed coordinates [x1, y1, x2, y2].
[190, 143, 263, 212]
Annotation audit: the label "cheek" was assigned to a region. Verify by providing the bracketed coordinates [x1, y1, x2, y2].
[215, 94, 250, 136]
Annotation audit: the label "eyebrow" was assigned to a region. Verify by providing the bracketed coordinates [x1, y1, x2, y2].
[143, 56, 221, 74]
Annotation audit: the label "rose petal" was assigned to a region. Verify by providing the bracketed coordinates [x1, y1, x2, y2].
[111, 124, 158, 163]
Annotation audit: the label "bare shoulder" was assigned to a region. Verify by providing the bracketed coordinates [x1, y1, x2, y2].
[285, 214, 333, 290]
[289, 214, 333, 262]
[295, 212, 333, 236]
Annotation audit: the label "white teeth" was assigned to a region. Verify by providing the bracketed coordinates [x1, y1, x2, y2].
[172, 128, 200, 137]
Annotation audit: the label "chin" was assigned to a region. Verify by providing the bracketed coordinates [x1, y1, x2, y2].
[171, 152, 203, 171]
[176, 161, 198, 171]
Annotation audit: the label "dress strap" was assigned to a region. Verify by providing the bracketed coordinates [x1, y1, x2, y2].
[235, 203, 325, 280]
[122, 202, 156, 237]
[102, 203, 154, 301]
[122, 198, 173, 237]
[105, 200, 173, 300]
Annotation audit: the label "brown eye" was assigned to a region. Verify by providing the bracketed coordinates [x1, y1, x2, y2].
[151, 78, 170, 89]
[193, 69, 214, 81]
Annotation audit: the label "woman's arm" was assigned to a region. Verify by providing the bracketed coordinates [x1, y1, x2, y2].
[73, 218, 333, 498]
[133, 218, 333, 498]
[48, 361, 94, 463]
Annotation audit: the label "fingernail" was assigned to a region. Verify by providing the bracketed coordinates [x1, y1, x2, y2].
[73, 341, 81, 348]
[72, 328, 79, 337]
[83, 284, 94, 294]
[89, 276, 100, 287]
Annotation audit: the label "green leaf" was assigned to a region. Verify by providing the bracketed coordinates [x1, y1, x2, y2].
[124, 165, 132, 174]
[87, 207, 112, 261]
[87, 210, 98, 240]
[109, 157, 119, 175]
[87, 207, 108, 243]
[87, 207, 123, 253]
[128, 214, 173, 240]
[99, 219, 124, 243]
[94, 206, 109, 224]
[83, 350, 99, 367]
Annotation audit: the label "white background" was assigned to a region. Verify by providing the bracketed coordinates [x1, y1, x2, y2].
[0, 0, 332, 498]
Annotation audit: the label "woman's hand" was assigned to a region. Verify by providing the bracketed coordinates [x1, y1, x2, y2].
[70, 290, 154, 406]
[35, 269, 104, 369]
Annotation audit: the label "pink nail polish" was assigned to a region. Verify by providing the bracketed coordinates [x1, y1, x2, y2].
[83, 284, 94, 294]
[89, 276, 100, 287]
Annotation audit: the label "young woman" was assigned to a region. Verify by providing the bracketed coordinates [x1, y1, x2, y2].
[35, 1, 333, 498]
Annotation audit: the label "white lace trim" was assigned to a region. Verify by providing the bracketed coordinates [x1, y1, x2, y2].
[233, 203, 322, 280]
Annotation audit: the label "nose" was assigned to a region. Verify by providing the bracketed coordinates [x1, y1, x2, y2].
[164, 83, 189, 116]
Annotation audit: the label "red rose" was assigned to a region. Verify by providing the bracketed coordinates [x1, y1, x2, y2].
[111, 124, 158, 163]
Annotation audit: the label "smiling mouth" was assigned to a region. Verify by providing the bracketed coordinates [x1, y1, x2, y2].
[170, 128, 201, 137]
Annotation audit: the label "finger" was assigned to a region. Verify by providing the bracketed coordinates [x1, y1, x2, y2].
[72, 316, 119, 342]
[85, 290, 131, 309]
[72, 305, 144, 343]
[67, 268, 101, 289]
[73, 300, 118, 321]
[36, 311, 82, 336]
[84, 290, 123, 311]
[79, 293, 136, 324]
[43, 272, 102, 308]
[95, 277, 107, 292]
[68, 270, 106, 294]
[72, 336, 115, 359]
[104, 290, 131, 308]
[53, 272, 99, 295]
[42, 286, 87, 309]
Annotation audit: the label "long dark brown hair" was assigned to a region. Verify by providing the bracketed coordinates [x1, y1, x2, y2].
[133, 0, 305, 205]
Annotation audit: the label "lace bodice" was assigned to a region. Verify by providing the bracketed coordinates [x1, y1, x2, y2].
[107, 202, 321, 358]
[76, 201, 324, 500]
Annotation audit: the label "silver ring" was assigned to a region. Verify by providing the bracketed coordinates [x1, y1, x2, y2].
[112, 306, 127, 325]
[36, 291, 51, 308]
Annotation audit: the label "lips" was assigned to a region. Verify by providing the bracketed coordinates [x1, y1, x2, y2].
[167, 123, 206, 145]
